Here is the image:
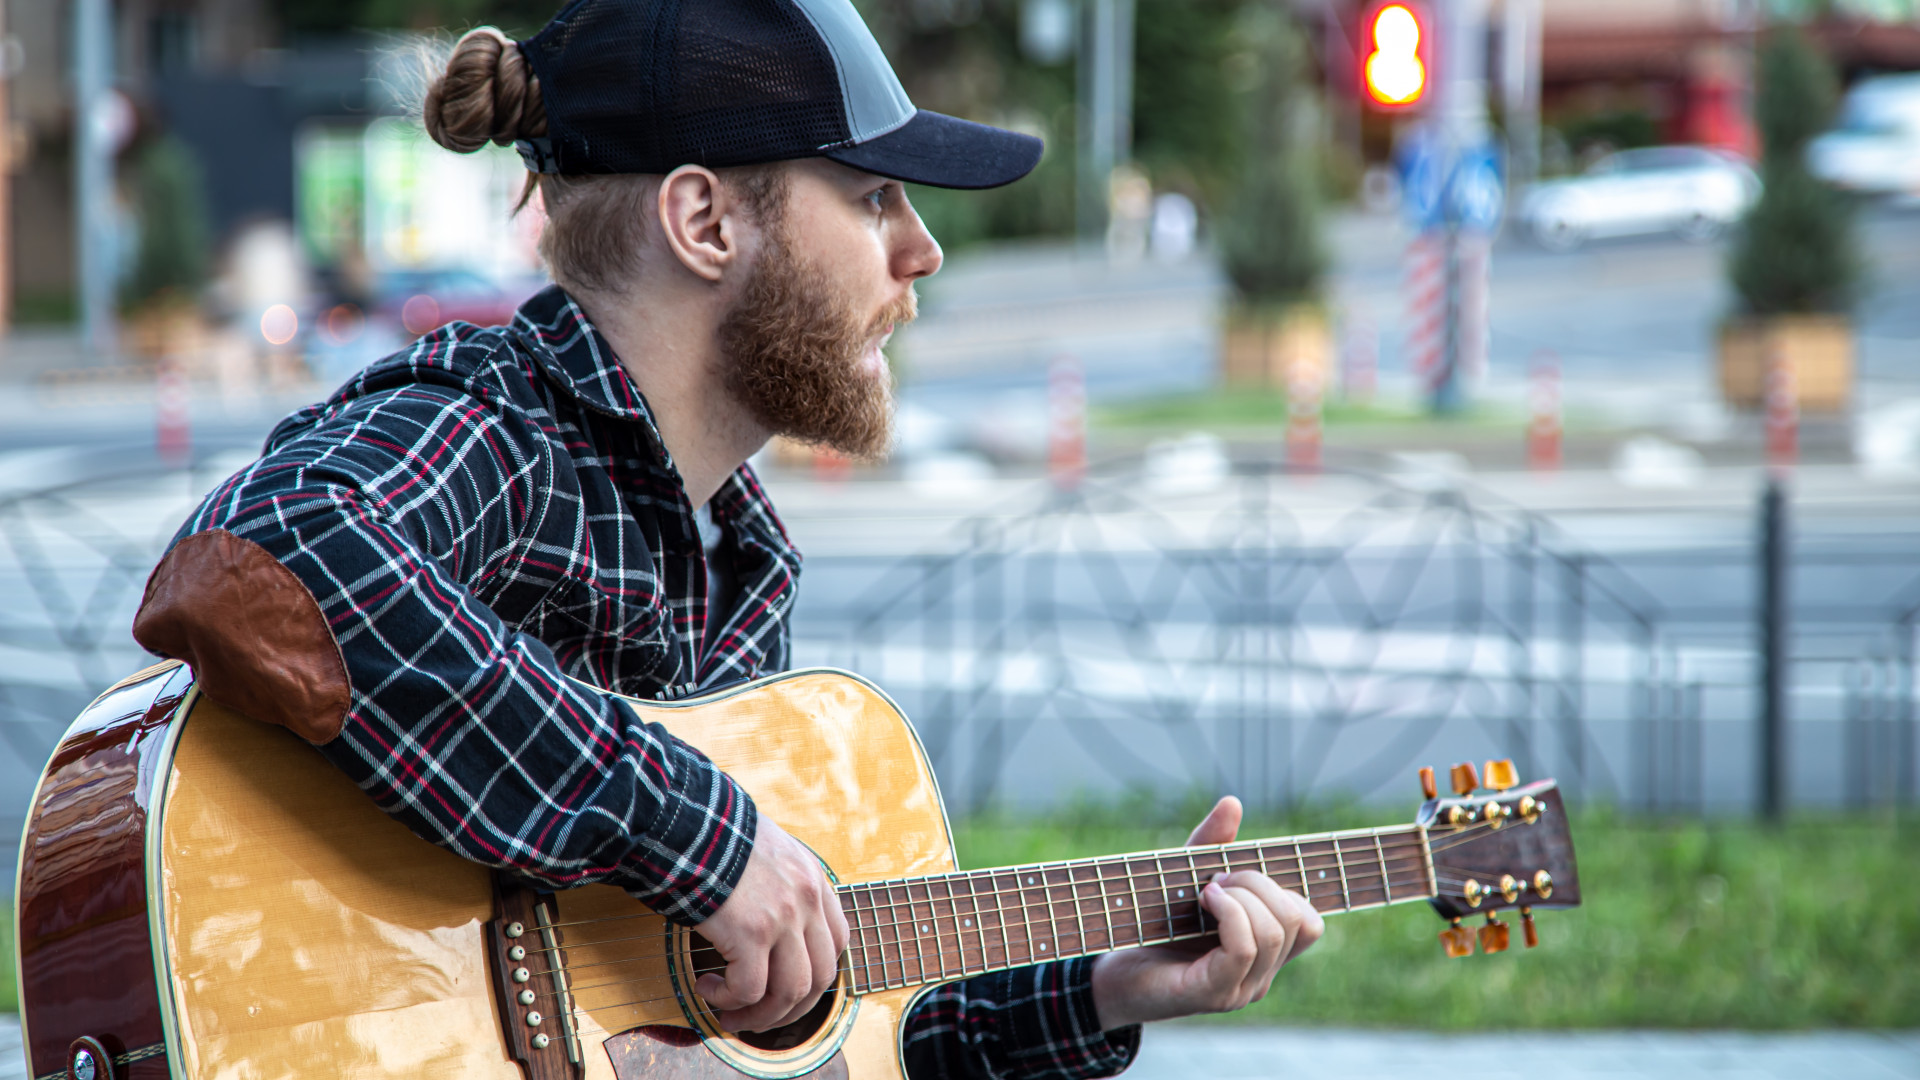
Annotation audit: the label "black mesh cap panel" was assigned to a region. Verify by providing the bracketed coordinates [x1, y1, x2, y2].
[520, 0, 852, 175]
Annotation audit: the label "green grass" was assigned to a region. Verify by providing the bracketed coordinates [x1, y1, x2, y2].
[953, 797, 1920, 1029]
[1094, 389, 1527, 434]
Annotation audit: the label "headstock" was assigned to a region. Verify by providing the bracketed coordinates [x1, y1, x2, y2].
[1416, 760, 1581, 958]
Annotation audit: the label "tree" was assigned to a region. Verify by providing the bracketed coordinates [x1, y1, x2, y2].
[1219, 2, 1325, 309]
[1728, 28, 1857, 316]
[123, 135, 211, 312]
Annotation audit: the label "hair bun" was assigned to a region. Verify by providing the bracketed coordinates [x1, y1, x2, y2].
[424, 27, 547, 154]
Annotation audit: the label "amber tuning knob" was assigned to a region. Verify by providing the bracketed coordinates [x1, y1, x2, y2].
[1484, 759, 1518, 792]
[1419, 766, 1438, 800]
[1440, 917, 1474, 958]
[1520, 906, 1539, 948]
[1477, 912, 1510, 954]
[1449, 762, 1481, 796]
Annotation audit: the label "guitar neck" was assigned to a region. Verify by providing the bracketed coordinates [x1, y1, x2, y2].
[836, 823, 1435, 996]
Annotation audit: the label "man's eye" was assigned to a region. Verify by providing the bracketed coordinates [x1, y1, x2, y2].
[866, 186, 888, 210]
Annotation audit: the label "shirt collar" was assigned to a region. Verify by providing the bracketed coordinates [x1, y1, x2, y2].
[511, 284, 665, 430]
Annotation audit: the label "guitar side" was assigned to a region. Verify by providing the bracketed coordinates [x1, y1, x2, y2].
[20, 666, 953, 1080]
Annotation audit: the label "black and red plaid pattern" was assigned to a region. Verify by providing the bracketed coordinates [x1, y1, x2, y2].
[164, 284, 1134, 1078]
[903, 958, 1140, 1080]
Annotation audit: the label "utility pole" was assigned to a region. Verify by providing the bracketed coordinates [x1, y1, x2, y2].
[1429, 0, 1492, 414]
[74, 0, 116, 357]
[1758, 478, 1789, 823]
[1076, 0, 1134, 248]
[0, 0, 12, 333]
[1500, 0, 1542, 207]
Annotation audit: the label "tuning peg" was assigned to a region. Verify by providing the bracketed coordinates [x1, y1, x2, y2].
[1484, 759, 1518, 792]
[1439, 918, 1475, 958]
[1449, 762, 1481, 796]
[1520, 906, 1539, 948]
[1418, 766, 1437, 800]
[1477, 913, 1510, 954]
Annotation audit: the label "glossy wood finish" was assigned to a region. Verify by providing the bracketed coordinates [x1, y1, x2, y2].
[153, 692, 520, 1080]
[151, 670, 952, 1080]
[605, 1027, 848, 1080]
[16, 660, 192, 1080]
[1419, 781, 1582, 919]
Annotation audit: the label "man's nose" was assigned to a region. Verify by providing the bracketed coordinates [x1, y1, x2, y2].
[894, 204, 943, 282]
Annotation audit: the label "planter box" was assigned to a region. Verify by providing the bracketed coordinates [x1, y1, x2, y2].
[1223, 305, 1331, 391]
[1718, 315, 1853, 414]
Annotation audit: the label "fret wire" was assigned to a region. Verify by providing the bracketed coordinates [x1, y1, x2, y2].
[1293, 838, 1310, 902]
[1091, 862, 1115, 954]
[938, 875, 960, 978]
[908, 883, 930, 987]
[1333, 838, 1352, 911]
[927, 880, 950, 982]
[1126, 858, 1146, 949]
[1373, 833, 1392, 904]
[1052, 857, 1067, 957]
[965, 872, 989, 973]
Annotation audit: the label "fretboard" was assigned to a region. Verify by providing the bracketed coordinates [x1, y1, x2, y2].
[836, 824, 1433, 995]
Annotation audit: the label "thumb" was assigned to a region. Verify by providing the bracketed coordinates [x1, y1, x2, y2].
[1187, 796, 1242, 847]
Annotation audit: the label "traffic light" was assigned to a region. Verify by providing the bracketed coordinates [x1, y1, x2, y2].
[1361, 2, 1429, 110]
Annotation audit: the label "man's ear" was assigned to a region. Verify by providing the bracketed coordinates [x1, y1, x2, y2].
[658, 165, 742, 283]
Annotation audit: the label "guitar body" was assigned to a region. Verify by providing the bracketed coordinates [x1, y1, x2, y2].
[17, 662, 954, 1080]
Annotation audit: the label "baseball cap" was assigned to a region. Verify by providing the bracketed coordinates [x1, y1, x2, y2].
[515, 0, 1044, 190]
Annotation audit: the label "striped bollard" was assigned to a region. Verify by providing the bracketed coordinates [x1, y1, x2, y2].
[1527, 351, 1561, 473]
[1286, 349, 1323, 475]
[1764, 343, 1797, 474]
[155, 355, 191, 462]
[1049, 352, 1086, 490]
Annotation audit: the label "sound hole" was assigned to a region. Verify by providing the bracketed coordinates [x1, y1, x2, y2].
[689, 935, 838, 1051]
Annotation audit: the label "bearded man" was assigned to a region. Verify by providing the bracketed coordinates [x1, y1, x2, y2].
[131, 1, 1321, 1076]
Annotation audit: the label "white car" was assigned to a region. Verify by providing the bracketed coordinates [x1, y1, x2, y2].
[1520, 146, 1760, 250]
[1808, 73, 1920, 196]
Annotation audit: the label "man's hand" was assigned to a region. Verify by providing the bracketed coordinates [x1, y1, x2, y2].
[1089, 797, 1323, 1029]
[694, 816, 850, 1032]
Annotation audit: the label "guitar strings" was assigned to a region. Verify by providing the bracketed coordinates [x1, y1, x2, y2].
[531, 823, 1476, 935]
[517, 838, 1436, 977]
[534, 849, 1438, 988]
[538, 870, 1448, 1017]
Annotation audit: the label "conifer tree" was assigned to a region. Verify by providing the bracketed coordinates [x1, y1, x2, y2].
[1728, 28, 1857, 316]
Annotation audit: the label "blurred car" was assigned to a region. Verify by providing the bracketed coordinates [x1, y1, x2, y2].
[1808, 73, 1920, 196]
[374, 268, 543, 335]
[1520, 146, 1760, 251]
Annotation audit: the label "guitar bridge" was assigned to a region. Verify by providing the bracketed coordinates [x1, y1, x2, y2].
[488, 874, 584, 1080]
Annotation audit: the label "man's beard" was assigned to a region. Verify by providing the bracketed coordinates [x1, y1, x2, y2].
[718, 231, 913, 462]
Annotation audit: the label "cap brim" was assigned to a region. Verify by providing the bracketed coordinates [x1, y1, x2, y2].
[824, 110, 1043, 190]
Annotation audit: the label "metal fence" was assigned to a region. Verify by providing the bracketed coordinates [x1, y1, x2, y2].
[1, 452, 1916, 856]
[795, 460, 1920, 815]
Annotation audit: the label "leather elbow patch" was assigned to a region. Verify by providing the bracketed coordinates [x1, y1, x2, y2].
[132, 528, 351, 744]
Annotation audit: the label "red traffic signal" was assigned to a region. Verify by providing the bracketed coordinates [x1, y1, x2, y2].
[1361, 2, 1429, 110]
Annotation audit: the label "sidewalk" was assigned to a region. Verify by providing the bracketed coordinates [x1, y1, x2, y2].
[6, 1020, 1912, 1078]
[1129, 1026, 1920, 1080]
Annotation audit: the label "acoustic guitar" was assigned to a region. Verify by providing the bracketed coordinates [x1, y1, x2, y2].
[16, 661, 1579, 1080]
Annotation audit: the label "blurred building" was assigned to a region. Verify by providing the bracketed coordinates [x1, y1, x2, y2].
[1537, 0, 1920, 160]
[3, 1, 538, 340]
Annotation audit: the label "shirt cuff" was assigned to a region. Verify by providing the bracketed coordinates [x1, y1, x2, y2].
[1012, 957, 1141, 1080]
[619, 719, 758, 925]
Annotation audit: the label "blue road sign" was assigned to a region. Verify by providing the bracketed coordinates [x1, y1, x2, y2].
[1396, 128, 1504, 234]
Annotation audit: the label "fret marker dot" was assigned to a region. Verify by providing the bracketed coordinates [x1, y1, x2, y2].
[1039, 943, 1048, 951]
[964, 919, 972, 927]
[1027, 877, 1035, 885]
[1319, 871, 1327, 879]
[1176, 889, 1186, 898]
[1113, 898, 1123, 906]
[921, 925, 929, 933]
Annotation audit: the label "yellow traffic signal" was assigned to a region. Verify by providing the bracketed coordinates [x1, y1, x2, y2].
[1363, 3, 1428, 109]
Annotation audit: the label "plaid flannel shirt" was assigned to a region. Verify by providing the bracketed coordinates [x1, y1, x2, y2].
[166, 284, 1137, 1080]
